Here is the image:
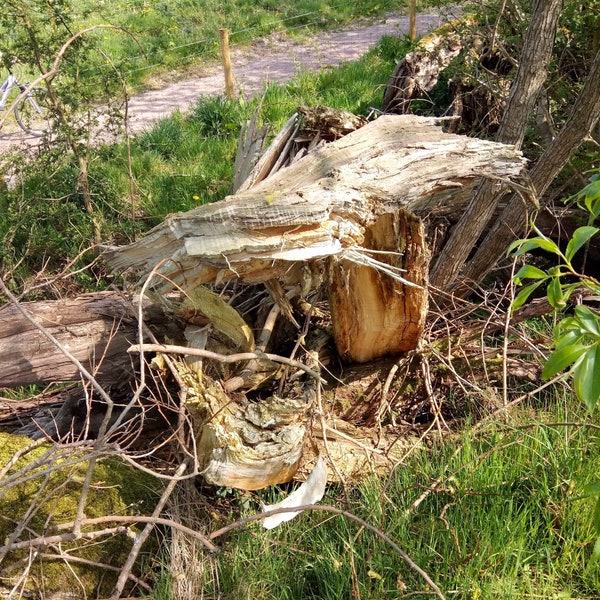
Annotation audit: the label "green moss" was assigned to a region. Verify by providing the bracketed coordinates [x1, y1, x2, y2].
[0, 433, 161, 597]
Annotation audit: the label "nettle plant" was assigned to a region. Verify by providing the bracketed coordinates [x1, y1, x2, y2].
[509, 173, 600, 560]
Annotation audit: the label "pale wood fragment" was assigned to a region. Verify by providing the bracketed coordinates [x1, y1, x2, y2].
[328, 210, 430, 362]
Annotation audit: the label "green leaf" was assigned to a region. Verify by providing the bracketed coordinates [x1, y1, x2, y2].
[593, 537, 600, 562]
[593, 495, 600, 532]
[565, 226, 599, 263]
[572, 343, 600, 412]
[574, 305, 600, 336]
[508, 236, 562, 257]
[583, 180, 600, 219]
[547, 276, 566, 309]
[542, 343, 588, 380]
[514, 264, 548, 281]
[512, 281, 544, 311]
[554, 326, 586, 349]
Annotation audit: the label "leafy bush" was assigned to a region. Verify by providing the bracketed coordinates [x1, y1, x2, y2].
[509, 173, 600, 562]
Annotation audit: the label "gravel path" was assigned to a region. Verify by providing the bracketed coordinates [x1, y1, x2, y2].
[0, 12, 445, 152]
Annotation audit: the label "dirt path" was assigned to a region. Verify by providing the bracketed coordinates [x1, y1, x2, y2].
[0, 11, 445, 152]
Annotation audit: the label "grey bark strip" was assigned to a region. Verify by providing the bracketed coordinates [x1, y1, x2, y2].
[429, 0, 563, 292]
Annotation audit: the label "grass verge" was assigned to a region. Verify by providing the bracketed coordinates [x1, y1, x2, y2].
[184, 394, 600, 599]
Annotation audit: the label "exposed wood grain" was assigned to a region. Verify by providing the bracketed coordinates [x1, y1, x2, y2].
[328, 210, 430, 362]
[0, 292, 177, 387]
[104, 114, 526, 293]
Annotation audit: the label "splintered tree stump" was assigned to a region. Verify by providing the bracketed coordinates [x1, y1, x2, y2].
[0, 110, 529, 490]
[328, 210, 429, 362]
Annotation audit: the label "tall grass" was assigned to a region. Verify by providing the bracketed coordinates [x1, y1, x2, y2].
[197, 395, 600, 599]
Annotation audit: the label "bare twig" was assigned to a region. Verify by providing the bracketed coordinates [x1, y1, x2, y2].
[209, 504, 447, 600]
[127, 342, 325, 384]
[112, 461, 189, 597]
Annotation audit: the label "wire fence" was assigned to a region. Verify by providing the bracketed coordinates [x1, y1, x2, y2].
[74, 0, 419, 91]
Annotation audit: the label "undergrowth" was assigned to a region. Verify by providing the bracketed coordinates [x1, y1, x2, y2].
[173, 394, 600, 600]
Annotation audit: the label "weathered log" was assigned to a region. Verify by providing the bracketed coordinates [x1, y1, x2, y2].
[104, 113, 526, 362]
[103, 115, 525, 292]
[0, 292, 179, 388]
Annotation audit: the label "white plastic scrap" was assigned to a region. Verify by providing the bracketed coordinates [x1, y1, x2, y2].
[261, 456, 328, 529]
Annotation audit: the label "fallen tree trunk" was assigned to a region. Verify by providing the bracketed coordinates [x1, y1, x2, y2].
[0, 291, 179, 387]
[383, 18, 471, 114]
[104, 114, 526, 362]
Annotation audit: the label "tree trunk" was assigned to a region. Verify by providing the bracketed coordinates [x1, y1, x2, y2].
[0, 292, 178, 387]
[460, 47, 600, 287]
[429, 0, 563, 292]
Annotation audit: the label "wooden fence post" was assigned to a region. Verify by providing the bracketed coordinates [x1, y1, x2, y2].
[409, 0, 417, 41]
[219, 28, 235, 99]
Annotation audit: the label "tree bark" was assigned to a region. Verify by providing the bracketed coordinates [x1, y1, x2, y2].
[0, 292, 178, 387]
[429, 0, 563, 292]
[460, 47, 600, 287]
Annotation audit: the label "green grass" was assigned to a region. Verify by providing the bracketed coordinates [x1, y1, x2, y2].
[2, 0, 413, 92]
[186, 396, 600, 599]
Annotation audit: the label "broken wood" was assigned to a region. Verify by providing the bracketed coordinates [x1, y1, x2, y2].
[1, 108, 528, 492]
[104, 113, 526, 362]
[328, 210, 430, 362]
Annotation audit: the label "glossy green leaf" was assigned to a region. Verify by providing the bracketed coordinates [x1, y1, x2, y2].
[542, 343, 588, 380]
[574, 305, 600, 336]
[512, 281, 544, 311]
[514, 264, 548, 281]
[565, 226, 599, 263]
[584, 480, 600, 497]
[593, 493, 600, 530]
[554, 327, 586, 349]
[593, 537, 600, 562]
[507, 236, 561, 257]
[547, 276, 566, 309]
[582, 179, 600, 219]
[573, 343, 600, 412]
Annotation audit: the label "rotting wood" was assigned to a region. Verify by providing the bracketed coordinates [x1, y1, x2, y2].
[383, 18, 472, 114]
